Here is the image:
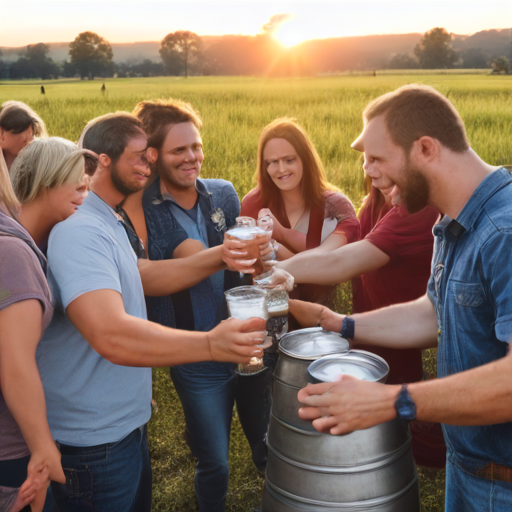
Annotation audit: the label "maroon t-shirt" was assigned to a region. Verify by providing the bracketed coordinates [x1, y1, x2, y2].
[354, 196, 439, 384]
[0, 234, 53, 460]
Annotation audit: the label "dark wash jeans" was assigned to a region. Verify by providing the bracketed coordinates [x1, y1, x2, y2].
[171, 362, 271, 512]
[51, 425, 151, 512]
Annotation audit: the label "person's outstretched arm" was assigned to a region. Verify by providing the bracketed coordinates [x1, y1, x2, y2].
[139, 237, 263, 296]
[66, 289, 266, 367]
[298, 343, 512, 434]
[277, 239, 390, 285]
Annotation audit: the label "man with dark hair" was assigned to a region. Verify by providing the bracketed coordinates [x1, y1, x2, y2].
[36, 112, 266, 512]
[126, 99, 269, 512]
[281, 84, 512, 511]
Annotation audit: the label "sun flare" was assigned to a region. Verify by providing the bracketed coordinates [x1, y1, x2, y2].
[273, 18, 308, 47]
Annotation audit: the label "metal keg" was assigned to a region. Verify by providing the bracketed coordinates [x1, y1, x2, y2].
[272, 327, 350, 431]
[263, 333, 420, 512]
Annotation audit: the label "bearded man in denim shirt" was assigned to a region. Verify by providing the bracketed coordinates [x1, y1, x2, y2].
[292, 84, 512, 511]
[129, 99, 270, 512]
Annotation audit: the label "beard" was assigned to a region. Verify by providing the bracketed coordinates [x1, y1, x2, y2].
[399, 161, 430, 215]
[110, 161, 143, 197]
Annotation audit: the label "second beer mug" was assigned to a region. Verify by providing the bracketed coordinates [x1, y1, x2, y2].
[225, 216, 269, 276]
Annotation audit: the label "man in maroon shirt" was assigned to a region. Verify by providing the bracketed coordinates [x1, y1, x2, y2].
[279, 191, 438, 384]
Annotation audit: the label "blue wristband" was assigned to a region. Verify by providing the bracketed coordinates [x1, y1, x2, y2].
[341, 316, 355, 340]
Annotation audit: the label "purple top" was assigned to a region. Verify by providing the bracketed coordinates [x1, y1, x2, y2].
[0, 212, 53, 460]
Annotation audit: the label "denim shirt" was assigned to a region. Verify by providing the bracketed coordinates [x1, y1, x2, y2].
[427, 168, 512, 469]
[142, 177, 244, 331]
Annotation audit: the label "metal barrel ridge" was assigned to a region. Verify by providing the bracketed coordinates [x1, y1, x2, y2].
[263, 330, 420, 511]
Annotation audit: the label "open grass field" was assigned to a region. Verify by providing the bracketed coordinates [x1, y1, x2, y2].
[2, 73, 511, 511]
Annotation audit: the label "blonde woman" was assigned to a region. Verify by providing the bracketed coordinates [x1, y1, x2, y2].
[0, 101, 47, 170]
[0, 138, 89, 512]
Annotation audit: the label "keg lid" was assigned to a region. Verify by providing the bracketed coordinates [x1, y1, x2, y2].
[307, 350, 389, 384]
[279, 327, 349, 360]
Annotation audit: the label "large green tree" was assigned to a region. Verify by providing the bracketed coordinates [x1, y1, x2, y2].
[159, 31, 202, 77]
[69, 32, 113, 79]
[414, 27, 457, 69]
[25, 43, 59, 79]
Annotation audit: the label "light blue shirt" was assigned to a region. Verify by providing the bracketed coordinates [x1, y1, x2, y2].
[37, 192, 152, 446]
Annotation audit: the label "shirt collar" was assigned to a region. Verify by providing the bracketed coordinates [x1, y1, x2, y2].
[147, 176, 209, 207]
[84, 191, 123, 225]
[432, 168, 511, 240]
[455, 167, 511, 233]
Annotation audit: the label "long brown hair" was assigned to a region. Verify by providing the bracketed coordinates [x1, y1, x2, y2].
[256, 118, 337, 210]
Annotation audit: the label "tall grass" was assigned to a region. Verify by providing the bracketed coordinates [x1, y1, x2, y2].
[2, 74, 511, 511]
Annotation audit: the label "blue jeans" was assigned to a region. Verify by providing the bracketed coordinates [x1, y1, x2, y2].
[51, 425, 151, 512]
[171, 362, 271, 512]
[446, 452, 512, 512]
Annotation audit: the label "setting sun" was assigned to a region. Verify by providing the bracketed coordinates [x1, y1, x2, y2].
[274, 24, 305, 47]
[273, 18, 308, 47]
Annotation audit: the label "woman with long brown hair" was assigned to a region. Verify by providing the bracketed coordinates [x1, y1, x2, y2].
[241, 117, 359, 311]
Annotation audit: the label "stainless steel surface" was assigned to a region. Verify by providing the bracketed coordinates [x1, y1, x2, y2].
[307, 350, 389, 385]
[262, 475, 421, 511]
[267, 414, 410, 467]
[271, 379, 317, 432]
[267, 330, 418, 511]
[279, 328, 350, 359]
[265, 442, 416, 503]
[274, 328, 349, 388]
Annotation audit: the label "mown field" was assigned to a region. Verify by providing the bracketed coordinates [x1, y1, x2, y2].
[2, 74, 511, 511]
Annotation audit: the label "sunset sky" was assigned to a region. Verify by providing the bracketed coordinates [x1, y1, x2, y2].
[0, 0, 510, 47]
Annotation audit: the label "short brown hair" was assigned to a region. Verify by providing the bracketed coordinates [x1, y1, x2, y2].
[79, 112, 144, 163]
[363, 84, 469, 153]
[0, 101, 47, 137]
[133, 99, 202, 151]
[256, 118, 338, 209]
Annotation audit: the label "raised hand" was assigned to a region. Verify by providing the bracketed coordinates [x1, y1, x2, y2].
[258, 208, 283, 239]
[268, 268, 294, 291]
[221, 236, 256, 273]
[206, 317, 267, 363]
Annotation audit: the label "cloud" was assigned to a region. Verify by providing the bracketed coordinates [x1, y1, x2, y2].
[261, 13, 293, 35]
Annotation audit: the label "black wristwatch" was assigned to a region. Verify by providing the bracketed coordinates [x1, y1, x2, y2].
[340, 316, 355, 340]
[394, 384, 417, 421]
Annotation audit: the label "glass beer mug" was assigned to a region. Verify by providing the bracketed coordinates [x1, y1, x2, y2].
[225, 216, 271, 277]
[224, 285, 271, 375]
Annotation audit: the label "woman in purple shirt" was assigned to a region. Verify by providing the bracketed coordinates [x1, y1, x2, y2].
[0, 138, 90, 512]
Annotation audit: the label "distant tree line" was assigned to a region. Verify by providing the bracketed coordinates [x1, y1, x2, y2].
[0, 27, 509, 80]
[386, 27, 509, 72]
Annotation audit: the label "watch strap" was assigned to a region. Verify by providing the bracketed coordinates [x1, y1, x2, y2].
[341, 316, 355, 340]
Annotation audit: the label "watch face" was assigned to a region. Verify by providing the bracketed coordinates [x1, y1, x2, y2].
[395, 386, 417, 421]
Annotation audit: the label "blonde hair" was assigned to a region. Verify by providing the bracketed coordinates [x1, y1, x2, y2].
[0, 150, 20, 217]
[10, 138, 85, 204]
[0, 101, 47, 138]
